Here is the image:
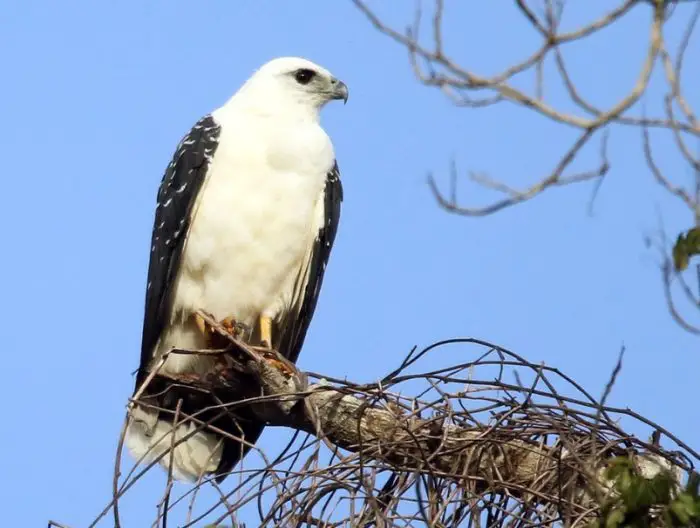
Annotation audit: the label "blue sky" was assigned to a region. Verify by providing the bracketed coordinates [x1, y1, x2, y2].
[1, 1, 698, 526]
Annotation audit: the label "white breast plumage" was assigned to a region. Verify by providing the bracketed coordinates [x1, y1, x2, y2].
[157, 115, 333, 374]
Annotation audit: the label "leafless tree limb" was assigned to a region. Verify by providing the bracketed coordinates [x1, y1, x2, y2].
[352, 0, 698, 211]
[663, 260, 700, 334]
[77, 321, 696, 527]
[352, 0, 700, 335]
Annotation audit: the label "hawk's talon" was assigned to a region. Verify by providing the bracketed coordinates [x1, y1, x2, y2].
[221, 316, 249, 339]
[260, 353, 295, 377]
[233, 322, 251, 340]
[194, 313, 251, 347]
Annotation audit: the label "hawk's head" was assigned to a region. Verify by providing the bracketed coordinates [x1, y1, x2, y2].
[233, 57, 348, 118]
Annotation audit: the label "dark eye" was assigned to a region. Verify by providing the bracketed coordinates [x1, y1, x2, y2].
[294, 69, 316, 85]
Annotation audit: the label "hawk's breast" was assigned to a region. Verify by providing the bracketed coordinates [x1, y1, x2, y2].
[171, 120, 332, 329]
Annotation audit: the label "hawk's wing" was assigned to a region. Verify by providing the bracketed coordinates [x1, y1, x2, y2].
[276, 162, 343, 363]
[136, 115, 221, 388]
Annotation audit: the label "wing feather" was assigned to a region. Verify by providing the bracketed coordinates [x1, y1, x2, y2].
[276, 162, 343, 363]
[135, 115, 221, 388]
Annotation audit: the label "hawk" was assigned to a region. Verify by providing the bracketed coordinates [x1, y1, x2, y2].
[125, 57, 346, 482]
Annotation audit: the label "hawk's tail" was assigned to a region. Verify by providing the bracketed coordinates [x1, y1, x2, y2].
[124, 380, 263, 483]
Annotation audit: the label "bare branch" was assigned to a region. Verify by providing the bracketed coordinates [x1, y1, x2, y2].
[643, 120, 696, 209]
[353, 0, 700, 333]
[429, 129, 609, 216]
[663, 261, 700, 335]
[351, 0, 683, 223]
[84, 324, 697, 527]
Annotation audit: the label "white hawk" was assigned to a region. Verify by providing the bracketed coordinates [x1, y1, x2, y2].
[125, 57, 347, 482]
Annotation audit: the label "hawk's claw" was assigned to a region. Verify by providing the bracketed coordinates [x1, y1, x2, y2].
[221, 316, 249, 339]
[234, 322, 251, 339]
[194, 313, 251, 347]
[260, 350, 295, 377]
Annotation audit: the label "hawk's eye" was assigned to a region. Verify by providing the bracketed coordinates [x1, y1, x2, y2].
[294, 69, 316, 85]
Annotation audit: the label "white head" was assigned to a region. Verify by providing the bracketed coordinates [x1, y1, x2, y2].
[227, 57, 348, 121]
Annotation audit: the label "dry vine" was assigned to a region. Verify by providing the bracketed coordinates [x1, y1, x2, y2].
[56, 320, 698, 528]
[351, 0, 700, 333]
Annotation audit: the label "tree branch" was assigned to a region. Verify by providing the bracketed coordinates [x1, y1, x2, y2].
[121, 318, 694, 526]
[352, 0, 700, 336]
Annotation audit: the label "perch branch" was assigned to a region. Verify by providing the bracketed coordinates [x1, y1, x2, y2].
[140, 320, 690, 524]
[78, 334, 699, 527]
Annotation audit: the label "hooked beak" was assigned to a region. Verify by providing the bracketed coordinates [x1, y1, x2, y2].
[330, 78, 349, 104]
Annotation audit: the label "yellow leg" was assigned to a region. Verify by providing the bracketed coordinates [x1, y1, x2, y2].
[194, 313, 209, 338]
[259, 315, 273, 348]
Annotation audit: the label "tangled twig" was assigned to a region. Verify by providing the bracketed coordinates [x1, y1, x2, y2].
[78, 329, 697, 527]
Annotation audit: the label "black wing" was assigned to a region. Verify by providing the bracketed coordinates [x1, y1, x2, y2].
[276, 162, 343, 364]
[135, 115, 221, 388]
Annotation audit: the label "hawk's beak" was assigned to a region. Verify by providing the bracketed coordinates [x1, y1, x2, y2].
[331, 79, 349, 104]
